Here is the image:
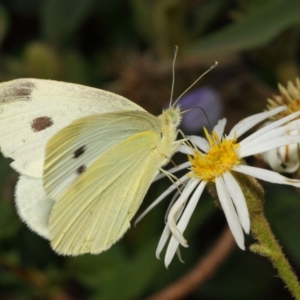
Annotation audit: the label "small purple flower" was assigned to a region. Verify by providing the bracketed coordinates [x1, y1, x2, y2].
[178, 87, 223, 134]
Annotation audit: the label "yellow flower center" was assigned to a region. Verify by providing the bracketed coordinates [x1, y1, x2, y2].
[188, 128, 240, 182]
[267, 79, 300, 120]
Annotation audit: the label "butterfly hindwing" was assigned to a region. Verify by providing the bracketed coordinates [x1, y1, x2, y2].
[44, 113, 165, 254]
[44, 111, 162, 201]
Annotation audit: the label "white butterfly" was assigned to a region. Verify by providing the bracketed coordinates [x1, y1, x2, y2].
[0, 78, 182, 255]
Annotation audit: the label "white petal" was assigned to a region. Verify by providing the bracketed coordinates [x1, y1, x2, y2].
[158, 195, 187, 264]
[176, 247, 184, 263]
[233, 165, 300, 187]
[167, 179, 199, 247]
[165, 201, 189, 267]
[165, 234, 181, 267]
[239, 136, 300, 158]
[164, 189, 182, 223]
[240, 111, 300, 147]
[215, 177, 245, 250]
[261, 144, 299, 173]
[153, 162, 191, 182]
[178, 144, 194, 154]
[135, 175, 189, 226]
[156, 225, 171, 259]
[176, 181, 207, 233]
[157, 194, 187, 260]
[164, 181, 207, 267]
[188, 135, 210, 152]
[222, 172, 250, 234]
[213, 118, 227, 137]
[240, 120, 300, 151]
[228, 106, 286, 139]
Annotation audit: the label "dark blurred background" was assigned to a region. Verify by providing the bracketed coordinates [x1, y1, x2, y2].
[0, 0, 300, 299]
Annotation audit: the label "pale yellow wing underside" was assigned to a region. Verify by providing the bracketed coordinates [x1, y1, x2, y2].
[44, 111, 162, 201]
[48, 131, 162, 255]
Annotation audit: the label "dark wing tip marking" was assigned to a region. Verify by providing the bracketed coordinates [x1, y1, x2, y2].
[1, 81, 36, 103]
[73, 146, 86, 159]
[31, 116, 54, 132]
[15, 81, 36, 98]
[76, 165, 86, 175]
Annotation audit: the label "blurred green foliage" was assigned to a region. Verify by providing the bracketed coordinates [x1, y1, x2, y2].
[0, 0, 300, 299]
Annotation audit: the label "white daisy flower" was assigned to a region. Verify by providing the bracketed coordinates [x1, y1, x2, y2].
[260, 78, 300, 173]
[137, 106, 300, 267]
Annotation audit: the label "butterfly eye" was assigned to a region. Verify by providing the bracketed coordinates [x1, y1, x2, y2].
[170, 113, 177, 123]
[168, 108, 181, 126]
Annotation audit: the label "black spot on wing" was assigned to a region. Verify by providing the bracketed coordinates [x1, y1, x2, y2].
[31, 116, 53, 132]
[73, 146, 86, 158]
[77, 165, 86, 175]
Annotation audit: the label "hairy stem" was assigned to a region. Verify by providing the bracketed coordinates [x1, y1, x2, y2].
[236, 173, 300, 299]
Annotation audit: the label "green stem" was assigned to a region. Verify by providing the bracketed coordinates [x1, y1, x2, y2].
[236, 173, 300, 299]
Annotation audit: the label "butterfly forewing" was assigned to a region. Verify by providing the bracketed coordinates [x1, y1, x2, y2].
[15, 175, 54, 239]
[0, 79, 144, 177]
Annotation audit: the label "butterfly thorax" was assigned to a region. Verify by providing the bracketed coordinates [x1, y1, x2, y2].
[156, 106, 182, 166]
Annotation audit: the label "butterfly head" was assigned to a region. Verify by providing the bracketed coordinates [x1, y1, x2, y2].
[162, 106, 182, 128]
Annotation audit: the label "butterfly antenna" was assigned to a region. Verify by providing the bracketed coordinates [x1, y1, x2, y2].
[169, 46, 179, 108]
[195, 107, 212, 129]
[201, 107, 213, 129]
[180, 107, 210, 128]
[173, 61, 218, 107]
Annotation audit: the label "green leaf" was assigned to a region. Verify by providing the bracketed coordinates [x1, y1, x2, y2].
[41, 0, 96, 43]
[190, 0, 231, 38]
[63, 51, 90, 84]
[130, 0, 153, 43]
[23, 42, 61, 78]
[186, 0, 300, 58]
